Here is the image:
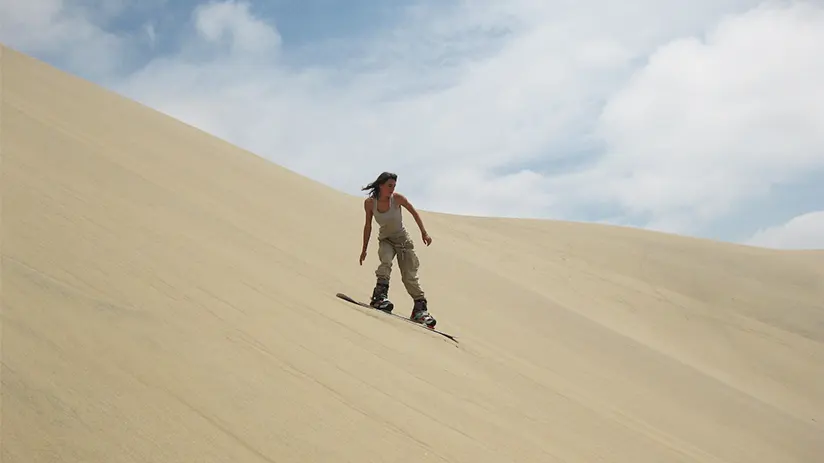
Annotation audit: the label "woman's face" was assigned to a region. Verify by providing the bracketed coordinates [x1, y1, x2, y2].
[380, 178, 396, 197]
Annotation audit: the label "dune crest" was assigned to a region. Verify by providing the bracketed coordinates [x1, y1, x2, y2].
[3, 45, 823, 463]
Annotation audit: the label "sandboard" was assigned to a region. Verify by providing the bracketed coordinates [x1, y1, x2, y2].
[336, 292, 458, 343]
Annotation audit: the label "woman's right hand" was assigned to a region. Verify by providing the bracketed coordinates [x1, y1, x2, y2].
[359, 250, 367, 265]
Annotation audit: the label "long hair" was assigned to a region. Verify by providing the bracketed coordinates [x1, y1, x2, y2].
[362, 171, 397, 199]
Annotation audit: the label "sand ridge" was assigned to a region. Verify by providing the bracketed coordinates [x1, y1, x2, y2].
[2, 45, 823, 463]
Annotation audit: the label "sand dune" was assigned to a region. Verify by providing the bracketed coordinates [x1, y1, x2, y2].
[2, 44, 823, 463]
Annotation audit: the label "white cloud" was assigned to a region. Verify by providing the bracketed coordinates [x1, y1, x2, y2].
[746, 211, 824, 250]
[0, 0, 128, 77]
[143, 22, 157, 48]
[588, 1, 824, 234]
[193, 0, 280, 56]
[4, 0, 823, 246]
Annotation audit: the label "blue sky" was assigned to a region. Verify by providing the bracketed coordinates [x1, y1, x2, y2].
[2, 0, 824, 249]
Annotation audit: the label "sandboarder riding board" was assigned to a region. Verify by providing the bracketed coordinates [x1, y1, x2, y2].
[336, 293, 458, 343]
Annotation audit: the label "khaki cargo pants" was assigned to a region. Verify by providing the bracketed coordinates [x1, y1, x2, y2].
[375, 230, 425, 300]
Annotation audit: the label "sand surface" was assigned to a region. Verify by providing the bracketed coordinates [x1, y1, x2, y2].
[2, 45, 823, 463]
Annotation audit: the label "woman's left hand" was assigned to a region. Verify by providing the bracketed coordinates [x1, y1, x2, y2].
[422, 233, 432, 246]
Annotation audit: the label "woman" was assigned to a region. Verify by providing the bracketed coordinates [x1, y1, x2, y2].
[359, 172, 436, 328]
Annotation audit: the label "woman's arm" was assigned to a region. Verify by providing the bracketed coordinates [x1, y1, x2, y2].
[395, 193, 432, 245]
[360, 198, 373, 264]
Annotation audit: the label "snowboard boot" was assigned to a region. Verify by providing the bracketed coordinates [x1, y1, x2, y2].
[370, 281, 394, 313]
[410, 298, 436, 328]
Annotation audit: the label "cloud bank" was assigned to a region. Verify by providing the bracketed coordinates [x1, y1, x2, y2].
[747, 211, 824, 249]
[2, 0, 823, 249]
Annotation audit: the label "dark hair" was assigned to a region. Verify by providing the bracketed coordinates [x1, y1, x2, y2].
[362, 171, 398, 198]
